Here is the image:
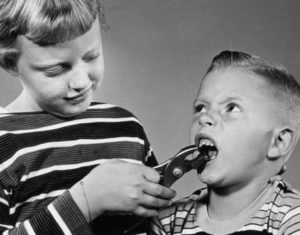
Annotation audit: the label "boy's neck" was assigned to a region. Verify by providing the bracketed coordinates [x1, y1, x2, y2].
[206, 179, 270, 221]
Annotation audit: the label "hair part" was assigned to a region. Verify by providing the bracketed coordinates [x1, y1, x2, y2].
[0, 0, 108, 70]
[205, 50, 300, 134]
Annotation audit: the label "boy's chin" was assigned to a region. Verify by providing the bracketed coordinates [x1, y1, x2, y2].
[197, 171, 221, 186]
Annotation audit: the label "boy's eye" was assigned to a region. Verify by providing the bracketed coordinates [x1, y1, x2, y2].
[226, 103, 241, 112]
[193, 104, 207, 113]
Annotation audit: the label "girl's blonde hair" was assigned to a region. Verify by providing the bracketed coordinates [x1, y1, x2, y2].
[0, 0, 107, 70]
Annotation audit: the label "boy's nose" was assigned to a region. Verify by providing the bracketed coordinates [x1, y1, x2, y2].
[198, 113, 217, 127]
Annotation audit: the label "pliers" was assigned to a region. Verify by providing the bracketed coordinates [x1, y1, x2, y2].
[154, 145, 210, 187]
[123, 145, 209, 234]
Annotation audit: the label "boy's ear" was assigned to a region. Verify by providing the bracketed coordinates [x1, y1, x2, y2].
[267, 128, 295, 159]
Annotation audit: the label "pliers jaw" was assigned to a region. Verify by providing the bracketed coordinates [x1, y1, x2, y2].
[154, 145, 210, 187]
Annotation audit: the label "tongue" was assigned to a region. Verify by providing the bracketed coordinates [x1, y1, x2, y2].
[200, 146, 217, 161]
[208, 150, 217, 160]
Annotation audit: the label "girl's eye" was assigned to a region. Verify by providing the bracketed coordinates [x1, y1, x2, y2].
[193, 104, 207, 114]
[226, 103, 241, 112]
[44, 65, 66, 77]
[83, 51, 100, 62]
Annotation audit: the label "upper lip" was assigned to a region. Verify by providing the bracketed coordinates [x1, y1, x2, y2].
[195, 133, 218, 149]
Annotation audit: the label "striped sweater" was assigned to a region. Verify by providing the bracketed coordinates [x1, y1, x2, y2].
[149, 178, 300, 235]
[0, 102, 157, 234]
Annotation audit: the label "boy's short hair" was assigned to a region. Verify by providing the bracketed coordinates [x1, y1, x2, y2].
[205, 50, 300, 134]
[0, 0, 107, 70]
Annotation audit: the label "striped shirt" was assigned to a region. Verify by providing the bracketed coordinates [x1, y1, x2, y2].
[149, 178, 300, 235]
[0, 102, 157, 234]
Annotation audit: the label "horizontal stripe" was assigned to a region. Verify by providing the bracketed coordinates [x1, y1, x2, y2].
[0, 224, 13, 229]
[260, 203, 290, 213]
[240, 223, 268, 231]
[88, 103, 116, 109]
[21, 158, 141, 182]
[0, 117, 140, 137]
[10, 190, 65, 214]
[161, 211, 188, 225]
[1, 137, 144, 172]
[282, 206, 300, 224]
[0, 121, 146, 162]
[181, 226, 203, 234]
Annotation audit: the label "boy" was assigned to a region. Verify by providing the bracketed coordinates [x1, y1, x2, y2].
[149, 50, 300, 235]
[0, 0, 175, 234]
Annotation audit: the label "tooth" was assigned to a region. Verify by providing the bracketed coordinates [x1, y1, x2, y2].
[199, 139, 214, 147]
[208, 151, 217, 160]
[185, 152, 198, 161]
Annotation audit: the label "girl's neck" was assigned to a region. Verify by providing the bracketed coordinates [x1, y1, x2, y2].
[5, 90, 40, 113]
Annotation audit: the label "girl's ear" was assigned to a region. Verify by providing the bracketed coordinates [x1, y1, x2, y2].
[2, 57, 19, 76]
[0, 51, 19, 76]
[267, 128, 295, 159]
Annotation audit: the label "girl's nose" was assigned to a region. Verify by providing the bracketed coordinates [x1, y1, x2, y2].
[68, 65, 91, 91]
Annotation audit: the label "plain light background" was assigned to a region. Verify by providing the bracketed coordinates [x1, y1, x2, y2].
[0, 0, 299, 198]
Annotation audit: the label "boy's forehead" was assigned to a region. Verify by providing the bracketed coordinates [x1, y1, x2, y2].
[197, 68, 268, 100]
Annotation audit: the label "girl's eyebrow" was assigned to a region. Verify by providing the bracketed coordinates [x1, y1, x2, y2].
[31, 46, 101, 69]
[82, 48, 100, 60]
[31, 62, 64, 70]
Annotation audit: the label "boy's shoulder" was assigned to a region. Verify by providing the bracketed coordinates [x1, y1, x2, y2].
[274, 179, 300, 207]
[157, 188, 206, 220]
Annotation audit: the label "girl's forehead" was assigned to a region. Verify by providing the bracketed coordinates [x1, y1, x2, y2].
[16, 19, 102, 63]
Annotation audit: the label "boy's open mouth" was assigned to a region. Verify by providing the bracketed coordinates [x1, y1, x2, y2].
[198, 138, 218, 161]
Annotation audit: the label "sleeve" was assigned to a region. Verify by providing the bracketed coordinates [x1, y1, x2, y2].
[278, 205, 300, 235]
[143, 133, 158, 168]
[0, 190, 93, 235]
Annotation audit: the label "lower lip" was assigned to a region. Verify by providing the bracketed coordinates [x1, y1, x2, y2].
[65, 91, 89, 105]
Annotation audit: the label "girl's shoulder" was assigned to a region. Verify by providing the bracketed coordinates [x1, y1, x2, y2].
[88, 102, 138, 118]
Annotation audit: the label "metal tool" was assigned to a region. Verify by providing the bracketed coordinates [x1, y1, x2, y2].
[123, 145, 211, 234]
[154, 145, 209, 187]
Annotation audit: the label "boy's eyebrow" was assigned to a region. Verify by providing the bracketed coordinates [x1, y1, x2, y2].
[193, 96, 244, 106]
[193, 98, 207, 106]
[219, 96, 244, 105]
